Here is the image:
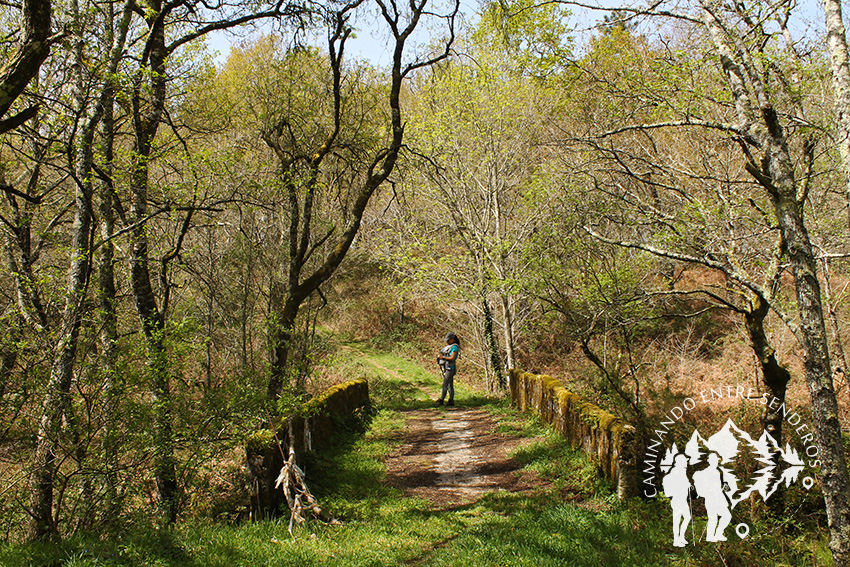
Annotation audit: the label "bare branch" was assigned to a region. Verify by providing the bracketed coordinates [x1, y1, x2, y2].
[591, 119, 760, 147]
[583, 225, 802, 341]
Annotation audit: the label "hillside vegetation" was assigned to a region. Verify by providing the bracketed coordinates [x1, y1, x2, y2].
[2, 0, 850, 563]
[0, 344, 832, 566]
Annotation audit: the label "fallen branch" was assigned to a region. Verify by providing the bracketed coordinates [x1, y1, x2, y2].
[273, 417, 338, 535]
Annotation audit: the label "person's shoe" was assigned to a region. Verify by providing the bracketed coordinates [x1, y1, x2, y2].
[436, 399, 444, 406]
[447, 401, 454, 407]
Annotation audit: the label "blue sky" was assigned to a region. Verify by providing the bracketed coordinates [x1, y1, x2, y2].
[203, 0, 481, 67]
[203, 0, 831, 67]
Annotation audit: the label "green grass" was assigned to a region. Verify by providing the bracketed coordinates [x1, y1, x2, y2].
[0, 344, 834, 567]
[334, 342, 483, 411]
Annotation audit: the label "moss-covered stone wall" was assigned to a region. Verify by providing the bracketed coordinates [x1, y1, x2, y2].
[245, 379, 370, 518]
[509, 369, 639, 499]
[301, 378, 370, 453]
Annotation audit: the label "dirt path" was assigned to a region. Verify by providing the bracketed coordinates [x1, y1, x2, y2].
[336, 343, 545, 506]
[384, 407, 543, 507]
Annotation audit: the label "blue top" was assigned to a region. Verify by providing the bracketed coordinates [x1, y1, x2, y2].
[445, 344, 459, 371]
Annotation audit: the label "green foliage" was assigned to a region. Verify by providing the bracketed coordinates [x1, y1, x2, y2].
[2, 0, 848, 557]
[515, 424, 613, 495]
[377, 11, 565, 388]
[245, 429, 275, 456]
[185, 34, 385, 166]
[476, 0, 573, 76]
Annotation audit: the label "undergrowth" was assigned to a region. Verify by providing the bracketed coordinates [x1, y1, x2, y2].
[0, 346, 833, 567]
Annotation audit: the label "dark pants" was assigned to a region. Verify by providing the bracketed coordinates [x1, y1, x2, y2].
[439, 367, 456, 403]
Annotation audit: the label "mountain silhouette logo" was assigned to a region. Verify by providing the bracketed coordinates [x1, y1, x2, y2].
[660, 419, 812, 547]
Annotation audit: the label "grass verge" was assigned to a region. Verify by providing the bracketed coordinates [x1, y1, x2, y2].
[0, 346, 833, 567]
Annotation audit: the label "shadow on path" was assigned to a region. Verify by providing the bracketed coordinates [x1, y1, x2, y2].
[384, 407, 544, 508]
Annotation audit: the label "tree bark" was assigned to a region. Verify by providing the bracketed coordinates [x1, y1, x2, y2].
[501, 292, 516, 370]
[823, 0, 850, 229]
[4, 196, 49, 332]
[768, 178, 850, 563]
[28, 113, 95, 542]
[26, 0, 105, 531]
[700, 5, 850, 558]
[127, 0, 178, 523]
[129, 158, 179, 525]
[0, 324, 17, 405]
[747, 97, 850, 561]
[822, 258, 850, 401]
[0, 0, 52, 132]
[743, 295, 791, 445]
[97, 5, 121, 516]
[482, 297, 505, 391]
[268, 286, 305, 400]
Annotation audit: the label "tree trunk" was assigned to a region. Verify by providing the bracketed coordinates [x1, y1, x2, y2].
[0, 0, 52, 131]
[129, 154, 179, 522]
[268, 288, 303, 400]
[28, 120, 95, 541]
[27, 16, 104, 532]
[124, 0, 179, 523]
[501, 292, 516, 370]
[240, 244, 254, 373]
[0, 316, 20, 406]
[98, 180, 120, 520]
[4, 204, 48, 332]
[823, 0, 850, 229]
[91, 0, 131, 522]
[743, 294, 791, 514]
[701, 5, 850, 557]
[764, 137, 850, 564]
[476, 311, 494, 390]
[482, 297, 505, 391]
[822, 258, 850, 401]
[97, 40, 120, 520]
[744, 296, 791, 445]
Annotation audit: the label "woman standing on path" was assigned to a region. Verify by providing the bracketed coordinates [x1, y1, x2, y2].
[437, 332, 460, 407]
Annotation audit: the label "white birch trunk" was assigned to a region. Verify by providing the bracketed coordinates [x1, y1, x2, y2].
[823, 0, 850, 228]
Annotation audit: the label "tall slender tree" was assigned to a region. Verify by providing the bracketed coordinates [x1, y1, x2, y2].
[25, 0, 133, 539]
[123, 0, 306, 523]
[262, 0, 460, 400]
[823, 0, 850, 229]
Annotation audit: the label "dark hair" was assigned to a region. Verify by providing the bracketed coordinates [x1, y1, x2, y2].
[445, 332, 459, 346]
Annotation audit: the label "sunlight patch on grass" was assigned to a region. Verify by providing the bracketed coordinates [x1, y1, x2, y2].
[0, 342, 834, 567]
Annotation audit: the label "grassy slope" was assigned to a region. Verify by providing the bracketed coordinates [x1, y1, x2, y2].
[0, 345, 832, 567]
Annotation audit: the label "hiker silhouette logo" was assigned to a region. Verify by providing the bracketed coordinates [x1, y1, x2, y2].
[660, 419, 813, 546]
[641, 388, 820, 547]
